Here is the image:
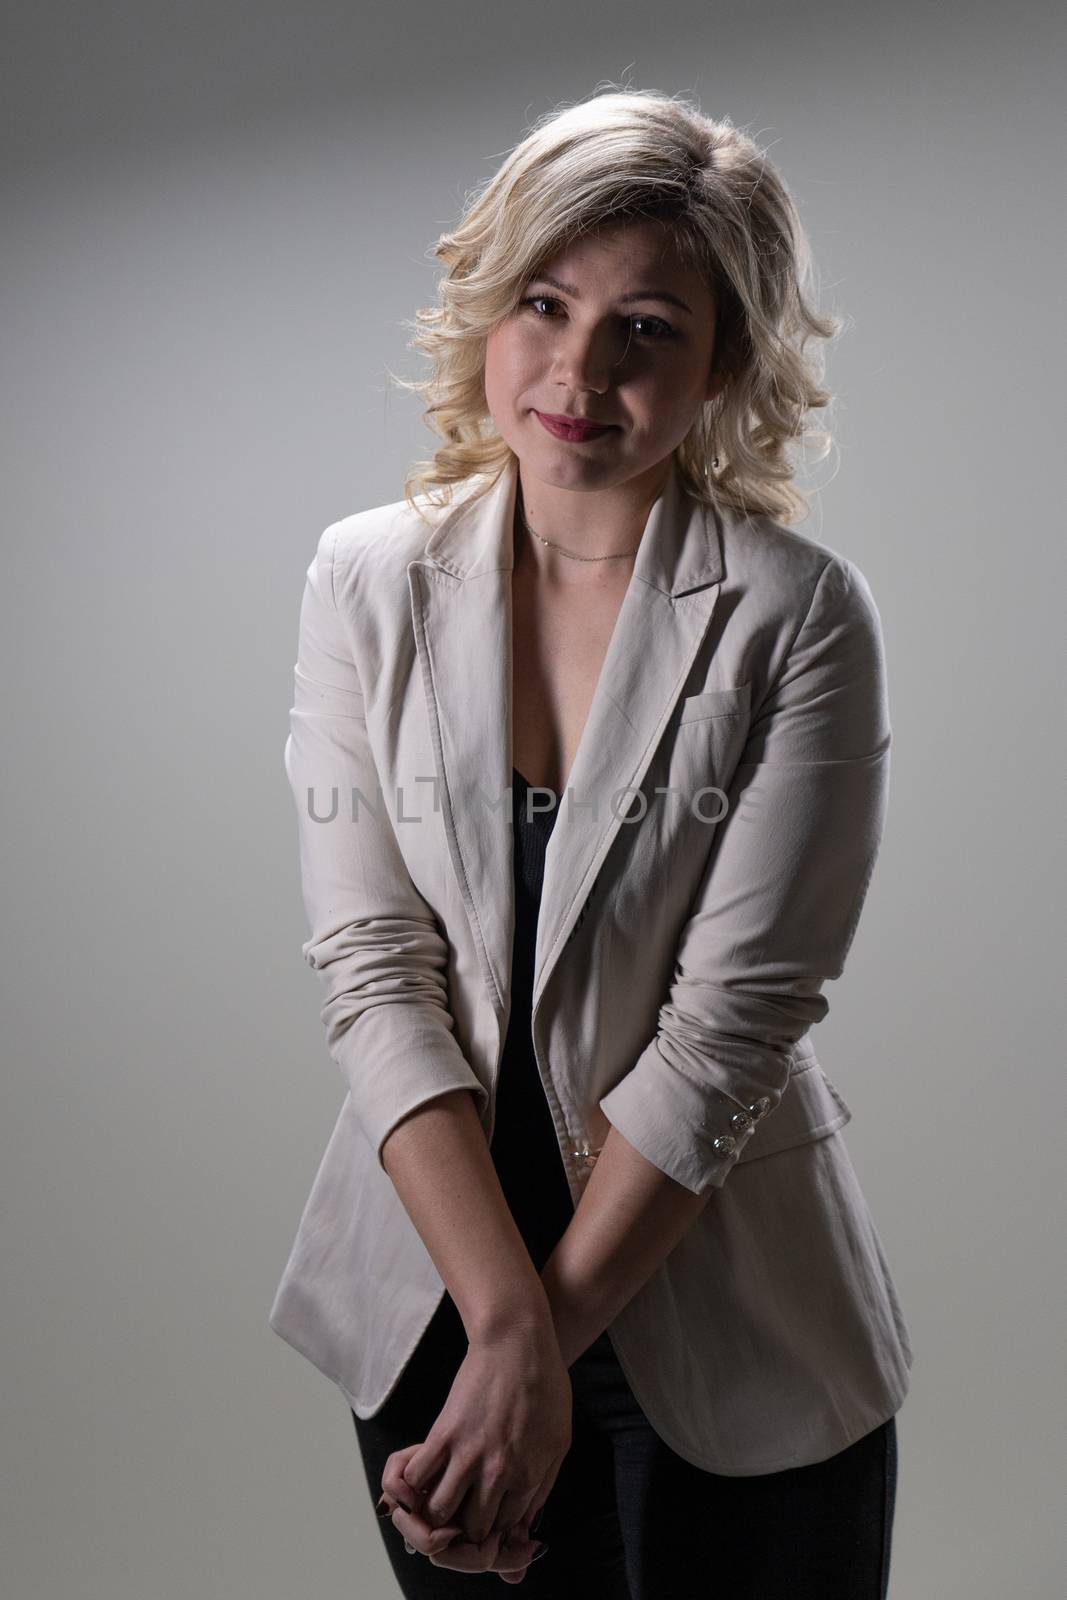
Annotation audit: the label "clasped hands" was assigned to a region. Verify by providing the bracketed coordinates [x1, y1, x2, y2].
[375, 1313, 574, 1583]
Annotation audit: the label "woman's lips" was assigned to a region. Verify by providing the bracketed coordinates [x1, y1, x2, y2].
[533, 410, 615, 443]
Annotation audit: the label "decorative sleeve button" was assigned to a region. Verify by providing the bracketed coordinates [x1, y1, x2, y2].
[708, 1096, 773, 1162]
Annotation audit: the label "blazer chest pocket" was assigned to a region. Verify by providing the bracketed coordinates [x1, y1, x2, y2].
[675, 682, 751, 726]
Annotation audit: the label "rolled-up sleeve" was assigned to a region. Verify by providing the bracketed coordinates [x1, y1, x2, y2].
[285, 523, 488, 1169]
[597, 554, 892, 1195]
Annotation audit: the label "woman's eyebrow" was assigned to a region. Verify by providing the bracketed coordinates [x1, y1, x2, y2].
[529, 273, 694, 316]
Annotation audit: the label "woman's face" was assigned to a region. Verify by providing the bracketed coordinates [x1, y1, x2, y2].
[484, 218, 721, 498]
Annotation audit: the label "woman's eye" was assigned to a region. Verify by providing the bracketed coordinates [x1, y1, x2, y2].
[517, 295, 674, 340]
[629, 314, 674, 340]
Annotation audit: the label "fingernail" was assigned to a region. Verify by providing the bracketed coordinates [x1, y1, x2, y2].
[530, 1506, 545, 1534]
[376, 1494, 392, 1519]
[530, 1542, 548, 1561]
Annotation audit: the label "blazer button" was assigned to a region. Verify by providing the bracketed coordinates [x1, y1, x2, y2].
[747, 1096, 772, 1120]
[730, 1110, 752, 1133]
[711, 1134, 736, 1156]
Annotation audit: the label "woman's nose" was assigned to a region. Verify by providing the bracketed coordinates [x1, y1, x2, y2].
[552, 324, 622, 393]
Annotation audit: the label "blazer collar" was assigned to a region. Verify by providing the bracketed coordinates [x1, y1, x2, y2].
[420, 451, 723, 597]
[407, 452, 726, 1029]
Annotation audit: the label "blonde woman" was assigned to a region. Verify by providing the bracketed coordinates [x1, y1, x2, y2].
[269, 88, 913, 1597]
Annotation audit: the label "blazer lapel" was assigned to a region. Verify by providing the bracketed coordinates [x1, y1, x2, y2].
[532, 458, 725, 1008]
[407, 465, 519, 1022]
[407, 453, 725, 1029]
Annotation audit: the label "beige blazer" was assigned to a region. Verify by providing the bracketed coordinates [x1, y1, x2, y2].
[267, 453, 913, 1475]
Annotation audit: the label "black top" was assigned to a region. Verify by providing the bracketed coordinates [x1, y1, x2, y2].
[487, 769, 576, 1273]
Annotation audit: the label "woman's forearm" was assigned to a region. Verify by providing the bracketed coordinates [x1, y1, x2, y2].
[380, 1089, 714, 1369]
[540, 1122, 716, 1368]
[380, 1087, 556, 1344]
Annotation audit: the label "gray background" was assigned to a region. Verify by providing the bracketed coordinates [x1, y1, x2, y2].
[3, 2, 1064, 1595]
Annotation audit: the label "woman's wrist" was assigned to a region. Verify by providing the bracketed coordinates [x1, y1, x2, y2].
[539, 1252, 613, 1367]
[461, 1274, 556, 1348]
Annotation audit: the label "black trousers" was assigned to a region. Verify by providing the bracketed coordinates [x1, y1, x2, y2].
[350, 1288, 898, 1599]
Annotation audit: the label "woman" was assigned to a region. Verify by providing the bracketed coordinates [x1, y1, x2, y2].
[269, 89, 913, 1596]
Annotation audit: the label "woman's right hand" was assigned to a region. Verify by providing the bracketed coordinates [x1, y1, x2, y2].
[381, 1316, 572, 1574]
[379, 1475, 548, 1587]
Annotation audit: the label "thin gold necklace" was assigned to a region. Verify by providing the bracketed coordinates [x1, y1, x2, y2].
[518, 502, 639, 563]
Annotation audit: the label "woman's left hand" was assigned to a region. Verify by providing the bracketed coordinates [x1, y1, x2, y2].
[377, 1445, 545, 1582]
[376, 1318, 569, 1568]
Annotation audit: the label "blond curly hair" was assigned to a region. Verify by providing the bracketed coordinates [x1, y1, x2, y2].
[391, 86, 843, 527]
